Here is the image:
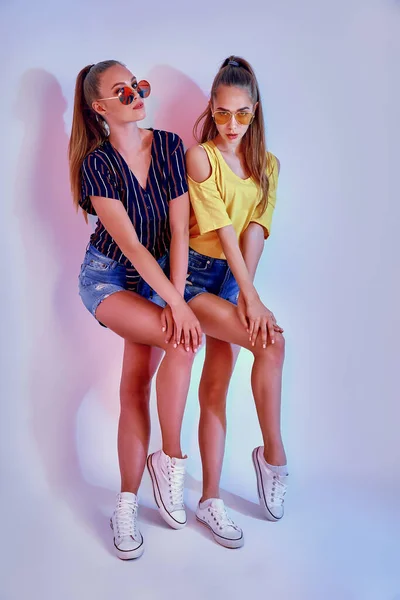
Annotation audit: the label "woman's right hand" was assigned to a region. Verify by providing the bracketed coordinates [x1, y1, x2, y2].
[170, 299, 202, 353]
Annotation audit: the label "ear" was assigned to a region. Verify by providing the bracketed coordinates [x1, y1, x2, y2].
[92, 100, 107, 116]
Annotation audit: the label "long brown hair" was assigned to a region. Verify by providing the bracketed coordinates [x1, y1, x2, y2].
[68, 60, 124, 218]
[194, 55, 270, 214]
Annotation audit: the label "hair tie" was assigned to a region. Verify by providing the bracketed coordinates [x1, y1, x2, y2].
[228, 60, 240, 67]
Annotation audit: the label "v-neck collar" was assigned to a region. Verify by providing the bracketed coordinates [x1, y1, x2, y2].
[107, 129, 155, 193]
[211, 140, 253, 183]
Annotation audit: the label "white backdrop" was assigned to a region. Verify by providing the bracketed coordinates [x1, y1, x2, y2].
[1, 1, 399, 599]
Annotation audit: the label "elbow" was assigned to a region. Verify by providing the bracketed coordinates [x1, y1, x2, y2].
[119, 238, 142, 259]
[171, 224, 189, 239]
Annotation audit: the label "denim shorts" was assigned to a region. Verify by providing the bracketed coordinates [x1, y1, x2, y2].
[79, 244, 167, 324]
[182, 248, 239, 306]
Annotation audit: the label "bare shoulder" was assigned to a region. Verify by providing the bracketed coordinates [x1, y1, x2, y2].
[267, 151, 281, 176]
[185, 145, 212, 183]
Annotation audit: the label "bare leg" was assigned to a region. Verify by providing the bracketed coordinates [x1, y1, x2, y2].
[198, 336, 240, 502]
[96, 291, 194, 489]
[118, 341, 163, 494]
[156, 349, 194, 459]
[189, 293, 287, 466]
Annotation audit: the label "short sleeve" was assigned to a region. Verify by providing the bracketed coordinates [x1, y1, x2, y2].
[80, 153, 121, 215]
[168, 136, 188, 201]
[187, 147, 232, 235]
[250, 153, 279, 239]
[188, 176, 232, 235]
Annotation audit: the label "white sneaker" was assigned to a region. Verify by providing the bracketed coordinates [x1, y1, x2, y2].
[196, 498, 244, 549]
[252, 446, 288, 521]
[110, 492, 144, 560]
[147, 450, 187, 529]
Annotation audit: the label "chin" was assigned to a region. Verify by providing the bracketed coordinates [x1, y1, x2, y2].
[131, 110, 146, 123]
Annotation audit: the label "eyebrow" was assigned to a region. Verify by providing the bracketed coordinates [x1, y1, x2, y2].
[112, 77, 137, 90]
[215, 106, 251, 111]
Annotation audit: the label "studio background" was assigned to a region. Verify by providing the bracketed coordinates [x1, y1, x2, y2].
[1, 1, 399, 598]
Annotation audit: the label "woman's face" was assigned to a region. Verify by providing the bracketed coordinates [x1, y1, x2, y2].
[211, 84, 257, 146]
[92, 64, 147, 125]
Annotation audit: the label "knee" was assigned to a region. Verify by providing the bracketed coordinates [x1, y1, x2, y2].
[199, 378, 228, 411]
[120, 377, 151, 409]
[166, 344, 196, 368]
[254, 332, 285, 365]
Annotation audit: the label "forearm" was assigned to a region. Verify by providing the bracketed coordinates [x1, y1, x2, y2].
[123, 241, 182, 307]
[169, 230, 189, 297]
[217, 225, 258, 300]
[241, 222, 265, 282]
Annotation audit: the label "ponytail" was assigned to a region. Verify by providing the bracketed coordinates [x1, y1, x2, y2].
[68, 60, 123, 218]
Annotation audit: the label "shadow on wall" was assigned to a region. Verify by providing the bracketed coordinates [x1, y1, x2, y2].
[148, 64, 208, 149]
[14, 68, 123, 552]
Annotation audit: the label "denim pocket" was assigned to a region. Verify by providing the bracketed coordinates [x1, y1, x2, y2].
[86, 256, 113, 271]
[188, 250, 211, 272]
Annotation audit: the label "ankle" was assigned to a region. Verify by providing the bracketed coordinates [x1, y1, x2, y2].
[200, 491, 220, 504]
[162, 446, 183, 459]
[120, 484, 139, 495]
[263, 446, 287, 466]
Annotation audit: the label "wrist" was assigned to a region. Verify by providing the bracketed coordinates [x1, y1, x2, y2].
[169, 292, 184, 308]
[241, 285, 259, 302]
[170, 280, 185, 298]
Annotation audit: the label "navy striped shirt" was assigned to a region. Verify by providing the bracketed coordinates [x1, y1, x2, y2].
[80, 129, 188, 290]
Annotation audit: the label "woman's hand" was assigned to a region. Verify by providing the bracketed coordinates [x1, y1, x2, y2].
[160, 305, 175, 344]
[167, 299, 202, 353]
[237, 291, 283, 348]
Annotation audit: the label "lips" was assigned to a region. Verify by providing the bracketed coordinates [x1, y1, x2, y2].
[133, 102, 144, 110]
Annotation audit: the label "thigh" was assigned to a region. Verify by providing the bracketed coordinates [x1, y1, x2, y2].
[95, 290, 169, 350]
[189, 293, 284, 352]
[120, 341, 164, 393]
[202, 336, 241, 385]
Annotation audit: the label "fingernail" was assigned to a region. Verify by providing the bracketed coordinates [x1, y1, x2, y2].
[162, 327, 166, 332]
[165, 340, 168, 344]
[186, 347, 189, 352]
[263, 343, 266, 349]
[194, 348, 198, 353]
[173, 343, 177, 348]
[272, 340, 275, 344]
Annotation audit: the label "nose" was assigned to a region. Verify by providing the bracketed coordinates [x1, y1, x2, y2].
[228, 114, 237, 130]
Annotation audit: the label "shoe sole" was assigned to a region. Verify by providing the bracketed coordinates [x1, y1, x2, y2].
[196, 516, 244, 549]
[146, 453, 187, 530]
[109, 519, 144, 560]
[252, 448, 282, 522]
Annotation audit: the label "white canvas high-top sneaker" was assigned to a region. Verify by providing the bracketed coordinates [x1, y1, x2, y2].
[147, 450, 187, 529]
[110, 492, 144, 560]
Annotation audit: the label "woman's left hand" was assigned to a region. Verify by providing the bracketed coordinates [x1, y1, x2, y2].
[236, 292, 284, 345]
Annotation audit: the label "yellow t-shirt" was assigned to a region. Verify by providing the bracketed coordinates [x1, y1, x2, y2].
[188, 140, 279, 259]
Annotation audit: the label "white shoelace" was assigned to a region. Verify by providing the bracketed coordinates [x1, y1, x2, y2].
[114, 497, 138, 538]
[209, 505, 240, 532]
[167, 461, 185, 508]
[269, 474, 287, 507]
